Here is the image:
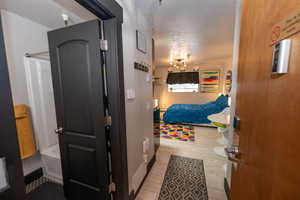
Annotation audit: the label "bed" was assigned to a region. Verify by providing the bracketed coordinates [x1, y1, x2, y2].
[163, 95, 229, 124]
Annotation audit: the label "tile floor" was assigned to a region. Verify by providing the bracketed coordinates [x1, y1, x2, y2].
[26, 182, 65, 200]
[136, 127, 228, 200]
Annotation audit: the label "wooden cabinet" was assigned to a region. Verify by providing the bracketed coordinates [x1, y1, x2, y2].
[14, 105, 36, 160]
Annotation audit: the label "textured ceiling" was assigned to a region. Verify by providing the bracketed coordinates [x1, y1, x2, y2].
[152, 0, 236, 67]
[0, 0, 236, 67]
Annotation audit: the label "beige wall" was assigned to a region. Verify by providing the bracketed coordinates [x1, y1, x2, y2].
[116, 0, 155, 194]
[155, 64, 232, 109]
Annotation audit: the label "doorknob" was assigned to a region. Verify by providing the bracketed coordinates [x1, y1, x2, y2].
[55, 127, 64, 135]
[225, 145, 240, 163]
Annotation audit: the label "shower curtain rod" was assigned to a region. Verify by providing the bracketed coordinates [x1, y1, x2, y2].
[25, 51, 49, 58]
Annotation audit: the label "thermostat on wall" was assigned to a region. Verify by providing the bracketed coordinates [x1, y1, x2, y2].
[272, 39, 291, 74]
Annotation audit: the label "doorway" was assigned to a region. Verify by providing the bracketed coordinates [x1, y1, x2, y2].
[147, 0, 237, 199]
[0, 0, 128, 200]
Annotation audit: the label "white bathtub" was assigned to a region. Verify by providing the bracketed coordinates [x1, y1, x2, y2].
[41, 144, 63, 184]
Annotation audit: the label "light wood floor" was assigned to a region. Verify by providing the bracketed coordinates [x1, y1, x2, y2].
[136, 127, 228, 200]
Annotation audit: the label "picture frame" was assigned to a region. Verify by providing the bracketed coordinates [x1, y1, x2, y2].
[136, 30, 147, 54]
[200, 70, 220, 93]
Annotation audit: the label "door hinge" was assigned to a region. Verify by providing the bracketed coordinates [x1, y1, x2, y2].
[100, 39, 108, 51]
[104, 116, 112, 127]
[108, 182, 116, 193]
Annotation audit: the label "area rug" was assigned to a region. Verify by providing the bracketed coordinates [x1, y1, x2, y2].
[158, 123, 195, 142]
[158, 155, 208, 200]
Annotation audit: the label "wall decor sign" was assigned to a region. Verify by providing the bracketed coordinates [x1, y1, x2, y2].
[134, 62, 149, 72]
[136, 30, 147, 53]
[200, 70, 220, 93]
[270, 8, 300, 45]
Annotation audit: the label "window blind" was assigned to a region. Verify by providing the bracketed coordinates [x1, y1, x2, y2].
[167, 72, 199, 84]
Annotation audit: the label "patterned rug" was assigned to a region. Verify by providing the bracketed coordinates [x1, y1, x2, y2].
[157, 123, 195, 142]
[158, 155, 208, 200]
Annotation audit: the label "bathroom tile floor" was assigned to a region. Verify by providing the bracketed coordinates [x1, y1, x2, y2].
[26, 182, 65, 200]
[136, 127, 228, 200]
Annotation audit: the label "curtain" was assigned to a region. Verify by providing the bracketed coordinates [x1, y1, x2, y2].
[167, 72, 199, 84]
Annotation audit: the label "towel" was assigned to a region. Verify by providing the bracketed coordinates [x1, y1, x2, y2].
[14, 104, 36, 159]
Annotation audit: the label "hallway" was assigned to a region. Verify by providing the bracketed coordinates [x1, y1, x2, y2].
[137, 127, 227, 200]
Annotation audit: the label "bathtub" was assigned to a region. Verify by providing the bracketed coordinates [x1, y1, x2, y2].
[41, 144, 63, 184]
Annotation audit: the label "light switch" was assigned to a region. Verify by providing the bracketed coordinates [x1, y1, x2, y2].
[146, 73, 152, 83]
[127, 89, 136, 100]
[0, 158, 9, 192]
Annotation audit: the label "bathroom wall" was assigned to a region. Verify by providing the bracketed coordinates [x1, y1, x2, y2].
[115, 0, 155, 193]
[1, 10, 50, 106]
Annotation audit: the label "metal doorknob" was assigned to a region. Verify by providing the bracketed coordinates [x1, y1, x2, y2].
[225, 145, 240, 163]
[55, 127, 64, 135]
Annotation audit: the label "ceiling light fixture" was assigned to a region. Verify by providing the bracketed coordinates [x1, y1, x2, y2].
[62, 14, 69, 26]
[169, 54, 190, 72]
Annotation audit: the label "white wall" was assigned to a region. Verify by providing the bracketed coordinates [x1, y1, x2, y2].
[1, 10, 50, 105]
[155, 65, 231, 109]
[116, 0, 155, 194]
[1, 10, 50, 175]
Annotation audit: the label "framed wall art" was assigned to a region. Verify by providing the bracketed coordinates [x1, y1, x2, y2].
[200, 70, 220, 93]
[136, 30, 147, 53]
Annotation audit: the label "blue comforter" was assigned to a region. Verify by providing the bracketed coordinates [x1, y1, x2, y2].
[163, 95, 228, 124]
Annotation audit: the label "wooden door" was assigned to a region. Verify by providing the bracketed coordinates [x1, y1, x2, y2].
[230, 0, 300, 199]
[48, 20, 109, 200]
[0, 17, 25, 200]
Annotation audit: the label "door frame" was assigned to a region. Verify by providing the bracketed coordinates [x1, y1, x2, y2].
[0, 16, 26, 200]
[73, 1, 129, 200]
[75, 0, 123, 23]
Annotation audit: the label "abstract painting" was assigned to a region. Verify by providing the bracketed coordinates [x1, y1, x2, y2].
[200, 70, 220, 93]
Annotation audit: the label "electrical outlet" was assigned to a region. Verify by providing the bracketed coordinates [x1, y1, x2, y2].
[143, 138, 150, 153]
[143, 154, 148, 163]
